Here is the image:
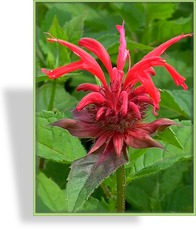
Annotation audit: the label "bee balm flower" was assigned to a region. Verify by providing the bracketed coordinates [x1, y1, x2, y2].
[42, 22, 192, 158]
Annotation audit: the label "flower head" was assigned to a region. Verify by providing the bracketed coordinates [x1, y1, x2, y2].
[42, 22, 192, 159]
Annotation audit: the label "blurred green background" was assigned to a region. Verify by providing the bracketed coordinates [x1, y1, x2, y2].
[35, 2, 193, 214]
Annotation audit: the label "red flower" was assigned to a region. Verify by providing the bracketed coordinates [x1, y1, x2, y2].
[42, 22, 192, 158]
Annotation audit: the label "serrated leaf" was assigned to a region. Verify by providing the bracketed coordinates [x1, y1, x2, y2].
[37, 83, 78, 114]
[37, 172, 67, 212]
[156, 127, 183, 150]
[40, 5, 70, 33]
[162, 185, 193, 212]
[66, 148, 128, 212]
[47, 16, 70, 68]
[78, 197, 107, 213]
[150, 15, 192, 44]
[126, 120, 192, 182]
[37, 110, 86, 163]
[159, 89, 192, 119]
[64, 14, 86, 43]
[146, 3, 177, 21]
[38, 9, 71, 68]
[48, 16, 67, 39]
[126, 160, 193, 212]
[111, 3, 145, 32]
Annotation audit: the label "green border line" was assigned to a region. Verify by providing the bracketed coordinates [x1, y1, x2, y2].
[33, 0, 196, 216]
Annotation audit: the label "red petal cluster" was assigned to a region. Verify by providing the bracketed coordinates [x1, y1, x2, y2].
[42, 22, 192, 158]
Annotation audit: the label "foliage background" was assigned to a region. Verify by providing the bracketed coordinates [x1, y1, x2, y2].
[35, 2, 193, 214]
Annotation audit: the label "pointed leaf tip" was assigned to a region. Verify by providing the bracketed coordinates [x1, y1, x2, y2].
[76, 92, 106, 111]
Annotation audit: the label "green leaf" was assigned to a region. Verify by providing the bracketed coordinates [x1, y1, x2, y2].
[156, 127, 183, 150]
[37, 110, 86, 163]
[37, 83, 78, 115]
[145, 3, 177, 21]
[126, 160, 193, 212]
[40, 5, 71, 33]
[66, 149, 128, 212]
[47, 16, 70, 68]
[36, 75, 49, 83]
[150, 15, 192, 44]
[159, 89, 192, 119]
[162, 185, 193, 212]
[37, 172, 67, 212]
[126, 120, 192, 182]
[111, 3, 145, 32]
[43, 160, 70, 189]
[36, 195, 52, 213]
[78, 197, 107, 213]
[64, 14, 86, 43]
[38, 9, 71, 68]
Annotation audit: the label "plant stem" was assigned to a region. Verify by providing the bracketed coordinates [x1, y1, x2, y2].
[116, 164, 126, 213]
[100, 183, 112, 199]
[47, 79, 57, 111]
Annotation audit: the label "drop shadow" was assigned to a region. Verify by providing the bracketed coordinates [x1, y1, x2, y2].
[4, 88, 140, 224]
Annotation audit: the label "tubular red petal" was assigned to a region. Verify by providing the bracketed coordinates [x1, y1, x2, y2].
[116, 21, 129, 70]
[146, 67, 156, 76]
[127, 71, 160, 112]
[111, 68, 124, 94]
[163, 63, 188, 90]
[113, 133, 124, 157]
[88, 132, 109, 155]
[76, 83, 100, 92]
[139, 71, 161, 108]
[76, 92, 106, 111]
[46, 37, 93, 64]
[105, 108, 113, 117]
[136, 95, 154, 106]
[46, 36, 107, 87]
[41, 60, 84, 79]
[120, 91, 128, 116]
[79, 37, 113, 78]
[96, 107, 106, 120]
[129, 101, 141, 120]
[123, 57, 165, 89]
[137, 95, 159, 116]
[143, 33, 193, 59]
[133, 85, 147, 95]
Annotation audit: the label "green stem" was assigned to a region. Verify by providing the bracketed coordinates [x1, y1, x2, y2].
[116, 164, 126, 213]
[100, 183, 112, 199]
[47, 79, 57, 111]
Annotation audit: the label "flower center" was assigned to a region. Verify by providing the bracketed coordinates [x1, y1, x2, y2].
[87, 103, 146, 133]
